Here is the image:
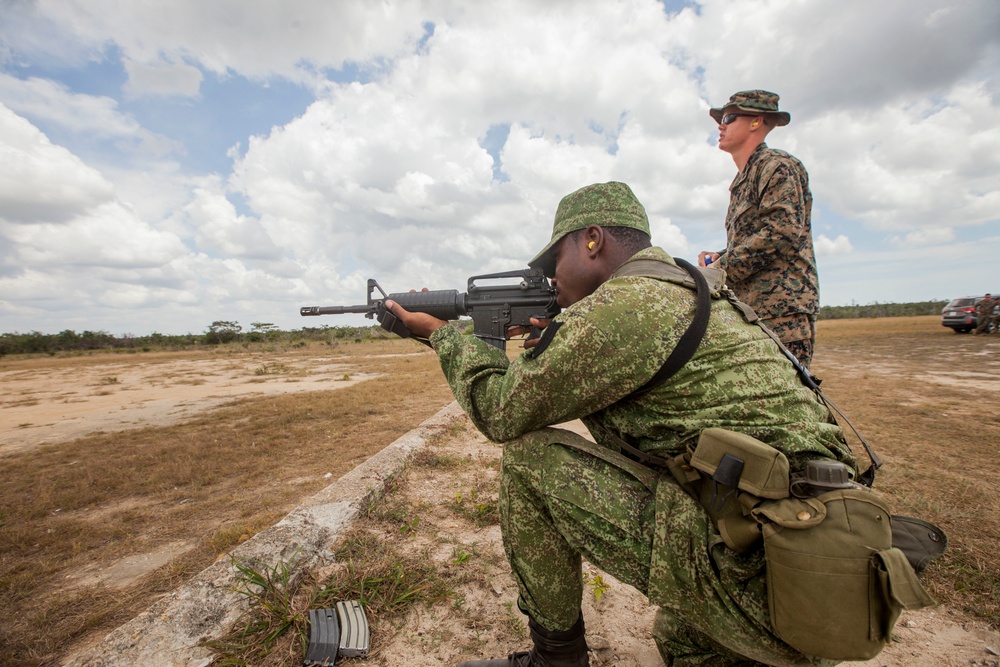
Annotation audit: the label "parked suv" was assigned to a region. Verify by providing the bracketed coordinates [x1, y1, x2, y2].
[941, 296, 986, 333]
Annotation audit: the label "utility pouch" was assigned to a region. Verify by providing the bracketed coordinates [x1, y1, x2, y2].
[752, 489, 934, 661]
[689, 428, 790, 552]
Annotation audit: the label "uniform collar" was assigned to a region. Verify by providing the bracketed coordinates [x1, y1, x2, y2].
[731, 142, 769, 190]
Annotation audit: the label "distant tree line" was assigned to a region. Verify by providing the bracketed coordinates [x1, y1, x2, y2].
[817, 300, 948, 320]
[0, 302, 946, 356]
[0, 320, 398, 357]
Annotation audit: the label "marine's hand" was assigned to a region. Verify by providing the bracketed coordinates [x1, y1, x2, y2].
[383, 300, 447, 339]
[698, 251, 721, 267]
[507, 316, 552, 349]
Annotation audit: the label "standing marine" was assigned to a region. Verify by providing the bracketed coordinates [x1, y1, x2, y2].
[699, 90, 819, 368]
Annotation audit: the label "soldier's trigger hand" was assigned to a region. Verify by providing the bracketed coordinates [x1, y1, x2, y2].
[508, 316, 552, 350]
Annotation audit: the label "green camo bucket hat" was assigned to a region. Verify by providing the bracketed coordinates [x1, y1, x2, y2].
[529, 181, 650, 277]
[709, 89, 791, 126]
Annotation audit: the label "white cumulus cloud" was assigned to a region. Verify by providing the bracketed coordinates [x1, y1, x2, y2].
[815, 234, 854, 257]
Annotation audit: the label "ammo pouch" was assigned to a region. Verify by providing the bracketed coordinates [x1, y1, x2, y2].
[690, 428, 790, 553]
[690, 428, 935, 661]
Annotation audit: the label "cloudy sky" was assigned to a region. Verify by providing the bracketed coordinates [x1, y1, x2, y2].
[1, 0, 998, 336]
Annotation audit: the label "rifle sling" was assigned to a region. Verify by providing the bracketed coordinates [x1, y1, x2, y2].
[628, 256, 711, 398]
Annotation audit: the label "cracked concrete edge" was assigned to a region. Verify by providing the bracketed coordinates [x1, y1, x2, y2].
[64, 400, 467, 667]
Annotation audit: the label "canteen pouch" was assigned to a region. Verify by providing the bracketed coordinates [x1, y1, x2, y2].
[753, 489, 934, 661]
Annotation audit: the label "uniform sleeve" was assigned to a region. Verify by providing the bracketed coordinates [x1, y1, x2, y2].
[720, 161, 810, 285]
[430, 297, 666, 443]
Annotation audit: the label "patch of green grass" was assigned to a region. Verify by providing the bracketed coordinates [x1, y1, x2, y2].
[253, 362, 290, 376]
[449, 488, 499, 527]
[367, 492, 426, 537]
[589, 573, 611, 602]
[451, 543, 478, 566]
[202, 555, 307, 664]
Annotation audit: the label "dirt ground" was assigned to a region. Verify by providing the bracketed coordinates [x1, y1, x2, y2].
[0, 353, 381, 454]
[356, 417, 1000, 667]
[2, 321, 1000, 666]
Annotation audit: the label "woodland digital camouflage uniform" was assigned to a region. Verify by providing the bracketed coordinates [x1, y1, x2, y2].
[715, 143, 819, 367]
[428, 244, 856, 666]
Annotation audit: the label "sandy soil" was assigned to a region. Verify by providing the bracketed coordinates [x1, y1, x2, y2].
[0, 354, 383, 454]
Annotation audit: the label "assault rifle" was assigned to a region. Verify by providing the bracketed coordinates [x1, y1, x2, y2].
[300, 268, 559, 351]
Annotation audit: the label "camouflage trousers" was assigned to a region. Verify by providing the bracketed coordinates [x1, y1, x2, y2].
[500, 428, 838, 667]
[762, 313, 816, 369]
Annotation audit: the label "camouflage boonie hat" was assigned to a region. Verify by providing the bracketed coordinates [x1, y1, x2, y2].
[529, 181, 650, 277]
[709, 89, 791, 126]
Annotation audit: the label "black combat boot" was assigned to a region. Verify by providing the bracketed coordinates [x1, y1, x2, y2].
[456, 615, 589, 667]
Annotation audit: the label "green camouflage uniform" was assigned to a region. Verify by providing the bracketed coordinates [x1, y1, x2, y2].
[716, 143, 818, 368]
[429, 246, 854, 667]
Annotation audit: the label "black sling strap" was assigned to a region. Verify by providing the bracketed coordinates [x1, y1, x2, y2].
[630, 257, 712, 397]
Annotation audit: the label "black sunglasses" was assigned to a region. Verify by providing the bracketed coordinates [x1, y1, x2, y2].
[720, 113, 756, 125]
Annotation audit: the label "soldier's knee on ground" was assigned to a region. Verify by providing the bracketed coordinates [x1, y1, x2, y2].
[652, 607, 767, 667]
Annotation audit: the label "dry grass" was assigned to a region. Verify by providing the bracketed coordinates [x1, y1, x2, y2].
[1, 318, 998, 666]
[811, 316, 1000, 623]
[0, 340, 453, 666]
[204, 420, 514, 667]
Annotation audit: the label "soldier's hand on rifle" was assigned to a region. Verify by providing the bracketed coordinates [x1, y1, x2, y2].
[383, 300, 447, 339]
[507, 316, 552, 350]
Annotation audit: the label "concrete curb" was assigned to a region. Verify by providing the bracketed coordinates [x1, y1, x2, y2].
[65, 401, 466, 667]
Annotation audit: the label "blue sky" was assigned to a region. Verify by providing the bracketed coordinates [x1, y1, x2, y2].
[1, 0, 998, 335]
